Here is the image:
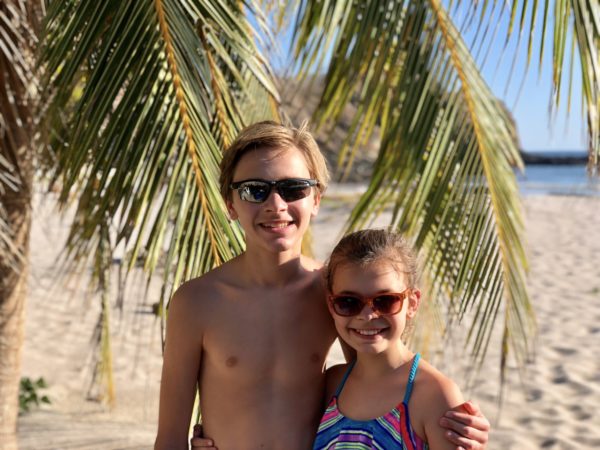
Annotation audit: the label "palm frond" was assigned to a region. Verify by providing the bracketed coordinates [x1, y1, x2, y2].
[41, 0, 278, 302]
[469, 0, 598, 170]
[567, 0, 599, 172]
[290, 0, 535, 374]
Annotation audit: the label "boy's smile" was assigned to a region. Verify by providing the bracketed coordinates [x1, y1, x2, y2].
[258, 219, 296, 236]
[261, 220, 293, 230]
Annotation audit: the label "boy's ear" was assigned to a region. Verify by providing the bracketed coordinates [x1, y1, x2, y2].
[406, 289, 421, 319]
[311, 191, 321, 218]
[226, 198, 238, 220]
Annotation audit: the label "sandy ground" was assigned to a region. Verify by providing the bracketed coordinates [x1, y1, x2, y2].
[16, 187, 600, 449]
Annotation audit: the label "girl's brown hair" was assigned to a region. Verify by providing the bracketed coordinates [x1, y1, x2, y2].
[325, 229, 418, 292]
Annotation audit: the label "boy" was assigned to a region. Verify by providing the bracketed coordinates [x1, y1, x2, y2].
[155, 121, 489, 449]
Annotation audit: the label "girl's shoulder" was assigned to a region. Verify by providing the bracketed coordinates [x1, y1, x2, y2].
[413, 357, 462, 401]
[409, 357, 464, 447]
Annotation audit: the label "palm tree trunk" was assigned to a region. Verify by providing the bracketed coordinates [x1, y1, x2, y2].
[0, 83, 33, 443]
[0, 67, 34, 450]
[0, 211, 30, 447]
[0, 1, 38, 446]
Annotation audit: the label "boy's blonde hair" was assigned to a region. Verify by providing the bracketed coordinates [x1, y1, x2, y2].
[325, 229, 419, 292]
[219, 120, 329, 200]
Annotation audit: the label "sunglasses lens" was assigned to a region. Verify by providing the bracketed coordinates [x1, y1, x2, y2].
[331, 296, 364, 316]
[372, 294, 403, 314]
[233, 179, 315, 203]
[278, 180, 313, 202]
[238, 182, 270, 203]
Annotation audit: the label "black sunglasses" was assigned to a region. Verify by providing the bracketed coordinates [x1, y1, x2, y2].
[230, 178, 319, 203]
[328, 290, 411, 317]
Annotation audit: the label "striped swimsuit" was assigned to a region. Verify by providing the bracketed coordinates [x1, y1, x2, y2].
[313, 354, 427, 450]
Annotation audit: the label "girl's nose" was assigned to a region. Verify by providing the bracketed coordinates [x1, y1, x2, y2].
[357, 303, 379, 320]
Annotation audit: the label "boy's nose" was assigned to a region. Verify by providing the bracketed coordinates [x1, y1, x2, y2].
[264, 190, 288, 211]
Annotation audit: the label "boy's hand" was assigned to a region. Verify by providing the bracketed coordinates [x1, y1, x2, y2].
[190, 424, 217, 449]
[439, 400, 490, 450]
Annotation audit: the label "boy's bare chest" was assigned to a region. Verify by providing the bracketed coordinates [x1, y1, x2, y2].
[197, 290, 332, 449]
[202, 291, 334, 379]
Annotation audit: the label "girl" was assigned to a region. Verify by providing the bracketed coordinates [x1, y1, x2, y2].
[314, 229, 467, 450]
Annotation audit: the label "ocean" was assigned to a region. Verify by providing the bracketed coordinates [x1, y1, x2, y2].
[517, 151, 600, 197]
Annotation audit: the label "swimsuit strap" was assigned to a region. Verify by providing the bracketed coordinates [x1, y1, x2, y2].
[334, 359, 357, 397]
[402, 353, 421, 404]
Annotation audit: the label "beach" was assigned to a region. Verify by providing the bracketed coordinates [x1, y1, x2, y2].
[17, 188, 600, 449]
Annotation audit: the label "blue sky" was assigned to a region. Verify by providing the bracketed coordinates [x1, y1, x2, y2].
[495, 61, 586, 152]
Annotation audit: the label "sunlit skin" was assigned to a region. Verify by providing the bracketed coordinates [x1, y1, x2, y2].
[324, 260, 466, 449]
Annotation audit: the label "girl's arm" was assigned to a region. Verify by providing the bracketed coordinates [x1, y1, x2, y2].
[338, 338, 356, 362]
[421, 376, 465, 450]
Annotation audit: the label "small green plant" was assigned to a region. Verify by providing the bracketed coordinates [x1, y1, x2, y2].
[19, 377, 51, 414]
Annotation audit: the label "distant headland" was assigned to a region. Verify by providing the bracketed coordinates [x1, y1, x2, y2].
[520, 150, 588, 165]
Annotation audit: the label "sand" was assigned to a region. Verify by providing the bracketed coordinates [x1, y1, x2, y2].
[16, 187, 600, 449]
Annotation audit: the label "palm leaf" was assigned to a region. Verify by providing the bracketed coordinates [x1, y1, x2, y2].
[457, 0, 598, 171]
[478, 0, 599, 171]
[290, 0, 535, 375]
[41, 0, 278, 299]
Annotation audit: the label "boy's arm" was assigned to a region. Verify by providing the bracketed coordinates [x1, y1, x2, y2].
[338, 338, 356, 362]
[155, 285, 204, 450]
[440, 401, 490, 450]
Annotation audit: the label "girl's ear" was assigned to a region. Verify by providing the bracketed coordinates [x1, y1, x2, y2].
[325, 295, 335, 316]
[226, 198, 238, 220]
[406, 289, 421, 319]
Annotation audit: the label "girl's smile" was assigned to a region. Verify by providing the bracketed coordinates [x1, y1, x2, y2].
[349, 326, 391, 343]
[351, 328, 387, 336]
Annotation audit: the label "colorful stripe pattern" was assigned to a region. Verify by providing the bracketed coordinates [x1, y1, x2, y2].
[313, 354, 427, 450]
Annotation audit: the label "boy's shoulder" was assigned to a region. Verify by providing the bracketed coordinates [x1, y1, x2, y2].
[326, 362, 351, 380]
[169, 259, 239, 310]
[170, 255, 326, 314]
[301, 254, 325, 272]
[300, 255, 327, 289]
